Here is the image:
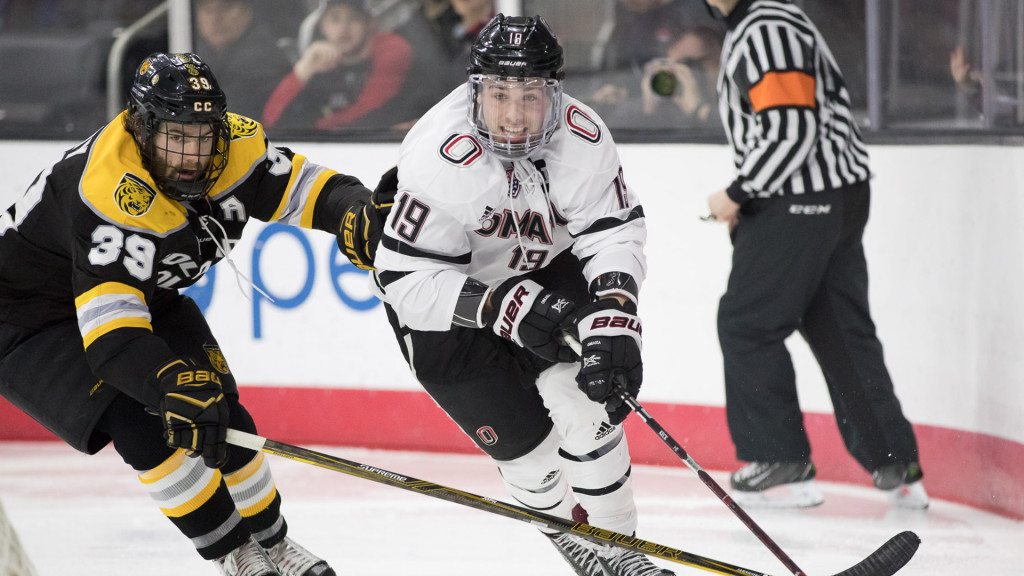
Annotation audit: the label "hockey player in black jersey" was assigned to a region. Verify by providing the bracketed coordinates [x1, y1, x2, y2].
[373, 15, 675, 576]
[0, 52, 392, 576]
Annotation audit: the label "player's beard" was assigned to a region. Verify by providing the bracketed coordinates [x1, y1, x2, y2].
[151, 155, 215, 201]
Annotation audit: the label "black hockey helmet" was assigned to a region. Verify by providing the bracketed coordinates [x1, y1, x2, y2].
[468, 14, 564, 80]
[124, 52, 230, 202]
[467, 15, 564, 160]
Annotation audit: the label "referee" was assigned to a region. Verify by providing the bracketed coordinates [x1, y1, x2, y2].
[702, 0, 928, 509]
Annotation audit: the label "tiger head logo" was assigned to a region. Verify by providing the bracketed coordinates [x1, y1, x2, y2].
[204, 345, 231, 375]
[115, 174, 156, 216]
[227, 113, 259, 140]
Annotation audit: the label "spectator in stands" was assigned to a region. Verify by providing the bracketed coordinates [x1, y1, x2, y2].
[589, 0, 718, 116]
[431, 0, 494, 81]
[606, 0, 711, 71]
[0, 0, 61, 30]
[262, 0, 415, 132]
[370, 0, 463, 127]
[950, 43, 1021, 125]
[605, 25, 723, 130]
[194, 0, 293, 121]
[950, 44, 985, 113]
[423, 0, 456, 26]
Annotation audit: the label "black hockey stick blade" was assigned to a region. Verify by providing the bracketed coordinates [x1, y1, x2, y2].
[228, 429, 790, 576]
[830, 531, 920, 576]
[562, 335, 920, 576]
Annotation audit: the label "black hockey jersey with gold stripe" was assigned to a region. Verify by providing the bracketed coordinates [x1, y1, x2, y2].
[0, 111, 370, 406]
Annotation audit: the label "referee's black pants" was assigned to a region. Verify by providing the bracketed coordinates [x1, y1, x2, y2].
[717, 180, 920, 472]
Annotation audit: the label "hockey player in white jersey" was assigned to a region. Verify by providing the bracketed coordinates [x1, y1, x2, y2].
[372, 14, 674, 576]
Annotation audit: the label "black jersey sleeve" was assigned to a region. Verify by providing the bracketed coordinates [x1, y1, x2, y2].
[69, 203, 178, 409]
[242, 141, 372, 234]
[312, 173, 374, 233]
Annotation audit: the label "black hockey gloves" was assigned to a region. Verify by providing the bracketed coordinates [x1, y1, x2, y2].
[573, 299, 643, 425]
[152, 358, 229, 468]
[486, 278, 579, 363]
[339, 166, 397, 270]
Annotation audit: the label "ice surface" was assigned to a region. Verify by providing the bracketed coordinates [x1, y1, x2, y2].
[1, 441, 1020, 575]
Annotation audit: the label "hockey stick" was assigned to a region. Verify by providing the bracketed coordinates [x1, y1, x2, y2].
[564, 336, 920, 576]
[226, 429, 911, 576]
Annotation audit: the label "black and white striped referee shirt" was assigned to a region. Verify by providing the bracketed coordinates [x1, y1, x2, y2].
[717, 0, 871, 204]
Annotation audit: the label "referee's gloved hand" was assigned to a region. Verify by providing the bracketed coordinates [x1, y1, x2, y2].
[573, 298, 643, 425]
[151, 358, 229, 468]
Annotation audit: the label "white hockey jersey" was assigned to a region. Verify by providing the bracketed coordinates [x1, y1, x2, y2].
[373, 85, 647, 331]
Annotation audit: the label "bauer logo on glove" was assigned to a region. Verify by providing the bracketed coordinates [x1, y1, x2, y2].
[151, 358, 230, 468]
[573, 298, 643, 425]
[498, 283, 531, 340]
[585, 314, 643, 335]
[172, 369, 221, 387]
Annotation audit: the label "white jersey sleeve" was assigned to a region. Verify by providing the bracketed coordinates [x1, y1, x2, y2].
[544, 98, 647, 296]
[374, 203, 472, 331]
[372, 86, 499, 331]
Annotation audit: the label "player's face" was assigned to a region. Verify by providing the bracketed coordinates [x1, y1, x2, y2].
[478, 78, 549, 145]
[151, 122, 217, 183]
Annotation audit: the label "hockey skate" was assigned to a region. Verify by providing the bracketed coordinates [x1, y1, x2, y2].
[872, 462, 929, 509]
[729, 461, 824, 508]
[215, 537, 281, 576]
[265, 536, 336, 576]
[546, 532, 608, 576]
[598, 547, 676, 576]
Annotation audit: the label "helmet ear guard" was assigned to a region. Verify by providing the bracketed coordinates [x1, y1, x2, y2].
[466, 15, 565, 160]
[124, 52, 230, 202]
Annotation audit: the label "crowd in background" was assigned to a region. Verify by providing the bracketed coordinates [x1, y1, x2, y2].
[0, 0, 1019, 140]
